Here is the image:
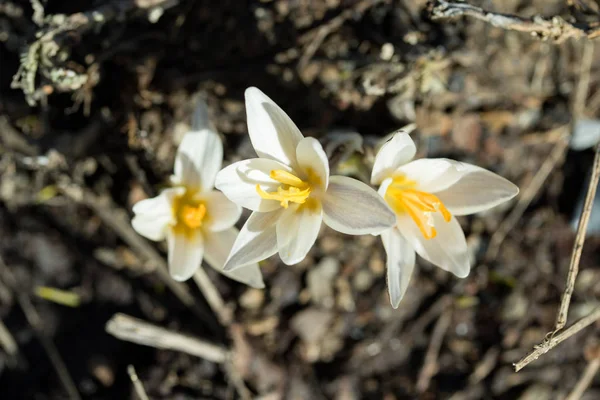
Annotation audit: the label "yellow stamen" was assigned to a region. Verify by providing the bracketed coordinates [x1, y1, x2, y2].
[385, 174, 451, 239]
[270, 170, 308, 188]
[172, 189, 208, 237]
[257, 169, 312, 208]
[181, 203, 206, 229]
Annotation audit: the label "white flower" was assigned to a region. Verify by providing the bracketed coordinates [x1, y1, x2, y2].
[215, 87, 396, 270]
[131, 101, 264, 287]
[372, 130, 519, 308]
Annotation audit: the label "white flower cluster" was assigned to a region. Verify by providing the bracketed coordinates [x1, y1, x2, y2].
[132, 87, 519, 308]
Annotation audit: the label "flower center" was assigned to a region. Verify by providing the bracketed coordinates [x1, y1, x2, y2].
[172, 190, 207, 234]
[180, 203, 207, 229]
[256, 170, 312, 209]
[384, 174, 451, 239]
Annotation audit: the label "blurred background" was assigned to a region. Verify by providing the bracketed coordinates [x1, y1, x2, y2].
[1, 0, 600, 398]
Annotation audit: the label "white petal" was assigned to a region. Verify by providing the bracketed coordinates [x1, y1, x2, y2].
[381, 228, 416, 308]
[131, 188, 180, 241]
[395, 158, 464, 193]
[167, 230, 204, 281]
[132, 216, 168, 242]
[174, 128, 222, 192]
[132, 216, 170, 242]
[203, 228, 265, 288]
[215, 158, 292, 212]
[191, 97, 212, 131]
[276, 202, 323, 265]
[371, 131, 416, 185]
[245, 87, 303, 167]
[433, 163, 519, 216]
[322, 175, 396, 235]
[132, 188, 180, 215]
[378, 177, 392, 197]
[400, 213, 470, 278]
[201, 191, 242, 232]
[223, 210, 281, 271]
[296, 137, 329, 190]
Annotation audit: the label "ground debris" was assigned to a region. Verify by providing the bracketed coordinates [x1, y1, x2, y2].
[2, 0, 600, 398]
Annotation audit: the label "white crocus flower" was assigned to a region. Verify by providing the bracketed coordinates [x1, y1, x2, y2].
[131, 102, 264, 288]
[215, 87, 396, 270]
[372, 131, 519, 308]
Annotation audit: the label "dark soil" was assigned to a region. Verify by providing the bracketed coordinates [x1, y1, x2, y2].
[1, 0, 600, 399]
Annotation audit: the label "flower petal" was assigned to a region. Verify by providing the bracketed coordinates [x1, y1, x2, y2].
[371, 131, 416, 185]
[378, 177, 392, 197]
[203, 228, 265, 288]
[399, 213, 470, 278]
[167, 230, 204, 281]
[433, 163, 519, 216]
[174, 128, 223, 192]
[223, 210, 281, 271]
[380, 227, 416, 308]
[395, 158, 463, 193]
[131, 188, 181, 241]
[215, 158, 292, 212]
[322, 175, 396, 235]
[245, 87, 303, 167]
[276, 202, 323, 265]
[201, 191, 242, 232]
[190, 96, 212, 132]
[296, 137, 329, 190]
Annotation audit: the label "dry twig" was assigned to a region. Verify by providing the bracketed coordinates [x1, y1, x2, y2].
[566, 356, 600, 400]
[193, 268, 233, 326]
[468, 347, 500, 386]
[57, 180, 196, 308]
[0, 318, 19, 368]
[0, 257, 81, 400]
[514, 307, 600, 372]
[512, 42, 600, 373]
[555, 143, 600, 331]
[108, 314, 252, 399]
[429, 0, 600, 43]
[105, 313, 228, 363]
[127, 365, 150, 400]
[349, 295, 452, 377]
[416, 307, 453, 393]
[297, 0, 387, 72]
[58, 172, 231, 329]
[572, 41, 595, 118]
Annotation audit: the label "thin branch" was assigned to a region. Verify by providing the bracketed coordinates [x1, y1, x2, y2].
[109, 314, 254, 397]
[428, 0, 600, 43]
[127, 365, 150, 400]
[58, 179, 231, 329]
[416, 307, 453, 393]
[193, 268, 232, 326]
[0, 318, 19, 368]
[468, 347, 500, 385]
[57, 181, 195, 308]
[105, 313, 228, 363]
[555, 143, 600, 331]
[296, 0, 387, 72]
[514, 307, 600, 372]
[0, 257, 81, 400]
[512, 42, 600, 374]
[566, 356, 600, 400]
[224, 359, 253, 400]
[573, 41, 595, 118]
